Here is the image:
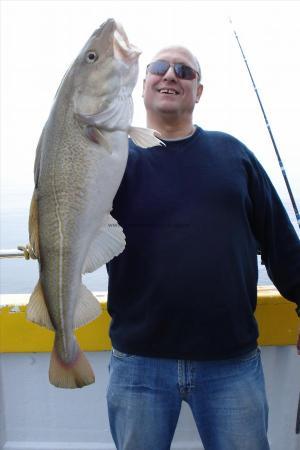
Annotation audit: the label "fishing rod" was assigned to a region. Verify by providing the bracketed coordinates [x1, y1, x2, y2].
[229, 18, 300, 230]
[229, 18, 300, 436]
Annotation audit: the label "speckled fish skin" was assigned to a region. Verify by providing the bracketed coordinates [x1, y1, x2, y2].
[29, 19, 142, 388]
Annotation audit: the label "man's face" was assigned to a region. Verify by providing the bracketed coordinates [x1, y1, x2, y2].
[143, 47, 203, 119]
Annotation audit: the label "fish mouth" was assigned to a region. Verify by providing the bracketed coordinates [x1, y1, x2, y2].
[113, 22, 141, 62]
[90, 18, 141, 62]
[91, 18, 117, 43]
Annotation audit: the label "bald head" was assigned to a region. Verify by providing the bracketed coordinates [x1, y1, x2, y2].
[143, 44, 203, 138]
[150, 45, 202, 82]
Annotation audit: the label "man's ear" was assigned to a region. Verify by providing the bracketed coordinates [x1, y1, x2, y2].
[195, 83, 203, 103]
[142, 78, 146, 97]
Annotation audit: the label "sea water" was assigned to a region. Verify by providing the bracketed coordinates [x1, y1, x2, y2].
[0, 188, 299, 295]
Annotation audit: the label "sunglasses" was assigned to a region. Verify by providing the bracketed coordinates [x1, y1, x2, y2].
[146, 59, 199, 80]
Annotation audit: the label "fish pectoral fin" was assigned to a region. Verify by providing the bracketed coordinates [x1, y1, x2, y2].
[26, 280, 54, 330]
[82, 214, 126, 274]
[84, 126, 112, 153]
[74, 285, 102, 329]
[28, 189, 40, 259]
[129, 126, 166, 148]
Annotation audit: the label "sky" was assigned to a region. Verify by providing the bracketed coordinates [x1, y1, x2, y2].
[1, 0, 300, 215]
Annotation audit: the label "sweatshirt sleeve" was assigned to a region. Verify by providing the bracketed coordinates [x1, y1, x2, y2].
[246, 151, 300, 309]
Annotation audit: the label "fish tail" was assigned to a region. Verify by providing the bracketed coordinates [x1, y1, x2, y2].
[49, 334, 95, 389]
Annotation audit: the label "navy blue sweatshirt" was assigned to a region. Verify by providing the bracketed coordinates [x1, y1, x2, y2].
[106, 126, 300, 360]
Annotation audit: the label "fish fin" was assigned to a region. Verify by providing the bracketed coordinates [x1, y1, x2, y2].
[82, 214, 126, 274]
[26, 280, 54, 330]
[85, 126, 112, 153]
[129, 126, 166, 148]
[33, 127, 44, 187]
[73, 285, 102, 329]
[28, 189, 40, 259]
[27, 282, 100, 331]
[49, 335, 95, 388]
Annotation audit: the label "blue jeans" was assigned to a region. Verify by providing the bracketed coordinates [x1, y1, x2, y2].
[106, 348, 270, 450]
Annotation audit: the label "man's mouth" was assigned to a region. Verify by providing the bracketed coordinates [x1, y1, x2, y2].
[158, 88, 179, 95]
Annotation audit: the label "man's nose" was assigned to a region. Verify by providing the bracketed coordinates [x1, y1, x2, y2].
[163, 65, 177, 81]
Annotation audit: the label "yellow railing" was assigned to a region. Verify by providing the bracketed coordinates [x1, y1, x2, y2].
[0, 287, 299, 352]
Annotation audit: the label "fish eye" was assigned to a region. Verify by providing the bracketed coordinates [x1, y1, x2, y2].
[86, 50, 98, 64]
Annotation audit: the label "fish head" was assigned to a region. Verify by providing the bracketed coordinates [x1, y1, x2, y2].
[72, 18, 141, 127]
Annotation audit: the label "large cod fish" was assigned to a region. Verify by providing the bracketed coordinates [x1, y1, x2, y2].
[25, 19, 161, 389]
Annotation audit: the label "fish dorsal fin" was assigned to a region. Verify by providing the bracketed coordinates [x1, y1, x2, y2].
[33, 127, 46, 187]
[82, 213, 126, 274]
[27, 280, 101, 331]
[129, 126, 165, 148]
[28, 189, 40, 258]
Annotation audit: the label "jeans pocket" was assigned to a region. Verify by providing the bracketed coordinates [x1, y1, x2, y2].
[237, 348, 260, 363]
[112, 348, 135, 359]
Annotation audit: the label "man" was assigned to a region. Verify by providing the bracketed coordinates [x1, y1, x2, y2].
[106, 45, 300, 450]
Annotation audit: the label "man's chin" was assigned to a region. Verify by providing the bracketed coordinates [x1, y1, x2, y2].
[156, 104, 181, 115]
